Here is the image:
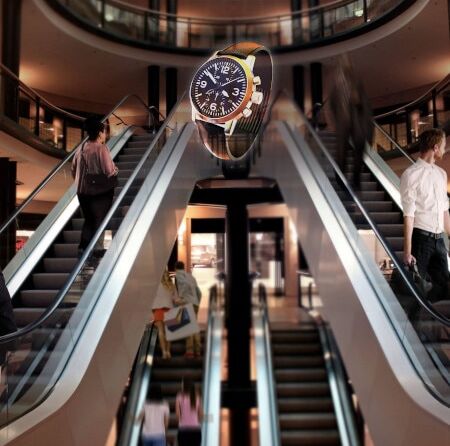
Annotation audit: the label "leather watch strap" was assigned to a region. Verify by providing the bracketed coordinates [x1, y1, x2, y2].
[196, 42, 272, 160]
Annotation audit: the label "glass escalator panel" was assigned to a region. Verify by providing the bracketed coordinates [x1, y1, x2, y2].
[0, 95, 192, 427]
[269, 93, 450, 404]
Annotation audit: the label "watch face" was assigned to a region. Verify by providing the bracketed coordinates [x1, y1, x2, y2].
[190, 57, 249, 120]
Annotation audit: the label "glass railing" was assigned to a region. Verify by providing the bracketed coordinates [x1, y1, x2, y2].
[270, 92, 450, 404]
[48, 0, 412, 52]
[0, 95, 190, 427]
[0, 63, 85, 153]
[374, 74, 450, 153]
[0, 94, 155, 270]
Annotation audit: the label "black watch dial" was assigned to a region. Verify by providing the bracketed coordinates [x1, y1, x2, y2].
[190, 57, 248, 119]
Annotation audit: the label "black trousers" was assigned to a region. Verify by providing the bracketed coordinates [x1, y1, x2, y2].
[177, 428, 201, 446]
[412, 230, 449, 303]
[77, 190, 114, 251]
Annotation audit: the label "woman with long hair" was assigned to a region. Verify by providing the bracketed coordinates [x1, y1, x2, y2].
[152, 269, 177, 359]
[139, 383, 169, 446]
[71, 117, 118, 258]
[176, 377, 203, 446]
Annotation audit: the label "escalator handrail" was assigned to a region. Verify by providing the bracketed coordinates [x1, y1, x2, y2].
[373, 121, 415, 163]
[0, 62, 85, 121]
[0, 93, 151, 236]
[374, 74, 450, 120]
[315, 319, 362, 446]
[201, 283, 222, 446]
[281, 91, 450, 327]
[0, 95, 184, 344]
[257, 283, 281, 446]
[117, 323, 158, 446]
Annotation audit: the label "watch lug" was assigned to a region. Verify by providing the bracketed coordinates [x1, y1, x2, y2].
[245, 55, 256, 71]
[224, 119, 237, 136]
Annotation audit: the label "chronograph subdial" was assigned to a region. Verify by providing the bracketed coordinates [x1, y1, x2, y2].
[190, 56, 251, 121]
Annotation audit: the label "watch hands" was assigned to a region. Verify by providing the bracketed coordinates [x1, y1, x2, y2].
[205, 70, 217, 84]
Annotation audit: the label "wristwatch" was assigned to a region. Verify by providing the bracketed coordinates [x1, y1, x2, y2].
[190, 42, 273, 160]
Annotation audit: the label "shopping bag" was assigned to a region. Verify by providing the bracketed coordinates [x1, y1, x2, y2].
[164, 303, 200, 341]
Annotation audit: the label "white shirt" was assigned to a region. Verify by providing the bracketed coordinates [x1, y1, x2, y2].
[142, 401, 169, 437]
[400, 158, 449, 233]
[152, 284, 176, 310]
[175, 270, 201, 306]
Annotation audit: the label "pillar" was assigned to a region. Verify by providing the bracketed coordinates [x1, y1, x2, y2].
[148, 65, 160, 130]
[293, 64, 305, 111]
[0, 158, 17, 268]
[310, 62, 323, 109]
[165, 67, 177, 116]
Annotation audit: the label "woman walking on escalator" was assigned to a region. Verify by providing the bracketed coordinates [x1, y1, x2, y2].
[72, 117, 118, 259]
[176, 377, 203, 446]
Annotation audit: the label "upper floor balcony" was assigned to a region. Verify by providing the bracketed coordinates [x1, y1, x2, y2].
[47, 0, 417, 55]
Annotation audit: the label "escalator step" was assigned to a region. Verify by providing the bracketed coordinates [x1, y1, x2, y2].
[32, 273, 70, 290]
[13, 307, 73, 327]
[43, 258, 78, 273]
[281, 429, 340, 445]
[279, 412, 337, 430]
[271, 331, 319, 343]
[71, 218, 84, 230]
[115, 161, 140, 170]
[53, 243, 79, 258]
[151, 369, 203, 381]
[276, 382, 330, 397]
[278, 397, 333, 412]
[126, 141, 151, 149]
[63, 230, 81, 244]
[377, 224, 404, 237]
[117, 154, 143, 163]
[275, 368, 327, 382]
[274, 356, 324, 368]
[20, 290, 58, 307]
[273, 344, 322, 355]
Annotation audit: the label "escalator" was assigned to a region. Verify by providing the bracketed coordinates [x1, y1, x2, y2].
[254, 284, 359, 446]
[0, 131, 156, 418]
[117, 285, 223, 446]
[253, 93, 450, 445]
[0, 95, 221, 445]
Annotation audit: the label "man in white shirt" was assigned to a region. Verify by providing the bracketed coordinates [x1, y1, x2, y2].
[400, 128, 449, 302]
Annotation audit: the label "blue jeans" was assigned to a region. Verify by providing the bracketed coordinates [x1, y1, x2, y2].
[142, 435, 166, 446]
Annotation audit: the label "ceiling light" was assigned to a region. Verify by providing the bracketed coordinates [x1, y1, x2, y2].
[105, 13, 114, 22]
[354, 9, 364, 17]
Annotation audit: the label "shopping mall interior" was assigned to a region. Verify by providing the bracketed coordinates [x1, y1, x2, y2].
[0, 0, 449, 445]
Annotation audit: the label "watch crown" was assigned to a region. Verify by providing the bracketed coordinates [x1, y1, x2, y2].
[251, 91, 264, 105]
[253, 76, 261, 86]
[242, 108, 252, 118]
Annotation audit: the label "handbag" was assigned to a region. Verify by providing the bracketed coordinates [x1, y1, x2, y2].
[164, 303, 200, 342]
[391, 263, 432, 298]
[165, 307, 190, 332]
[78, 144, 117, 196]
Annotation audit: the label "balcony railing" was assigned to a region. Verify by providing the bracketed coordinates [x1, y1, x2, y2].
[49, 0, 414, 53]
[374, 74, 450, 154]
[0, 63, 85, 154]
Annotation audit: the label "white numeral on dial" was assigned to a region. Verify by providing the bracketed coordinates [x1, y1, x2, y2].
[210, 103, 217, 111]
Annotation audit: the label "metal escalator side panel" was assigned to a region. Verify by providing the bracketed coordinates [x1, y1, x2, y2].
[201, 288, 224, 446]
[253, 116, 450, 445]
[3, 128, 133, 296]
[2, 123, 221, 445]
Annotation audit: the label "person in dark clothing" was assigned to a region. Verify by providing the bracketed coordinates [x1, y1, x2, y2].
[71, 118, 118, 258]
[0, 268, 17, 365]
[329, 55, 374, 189]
